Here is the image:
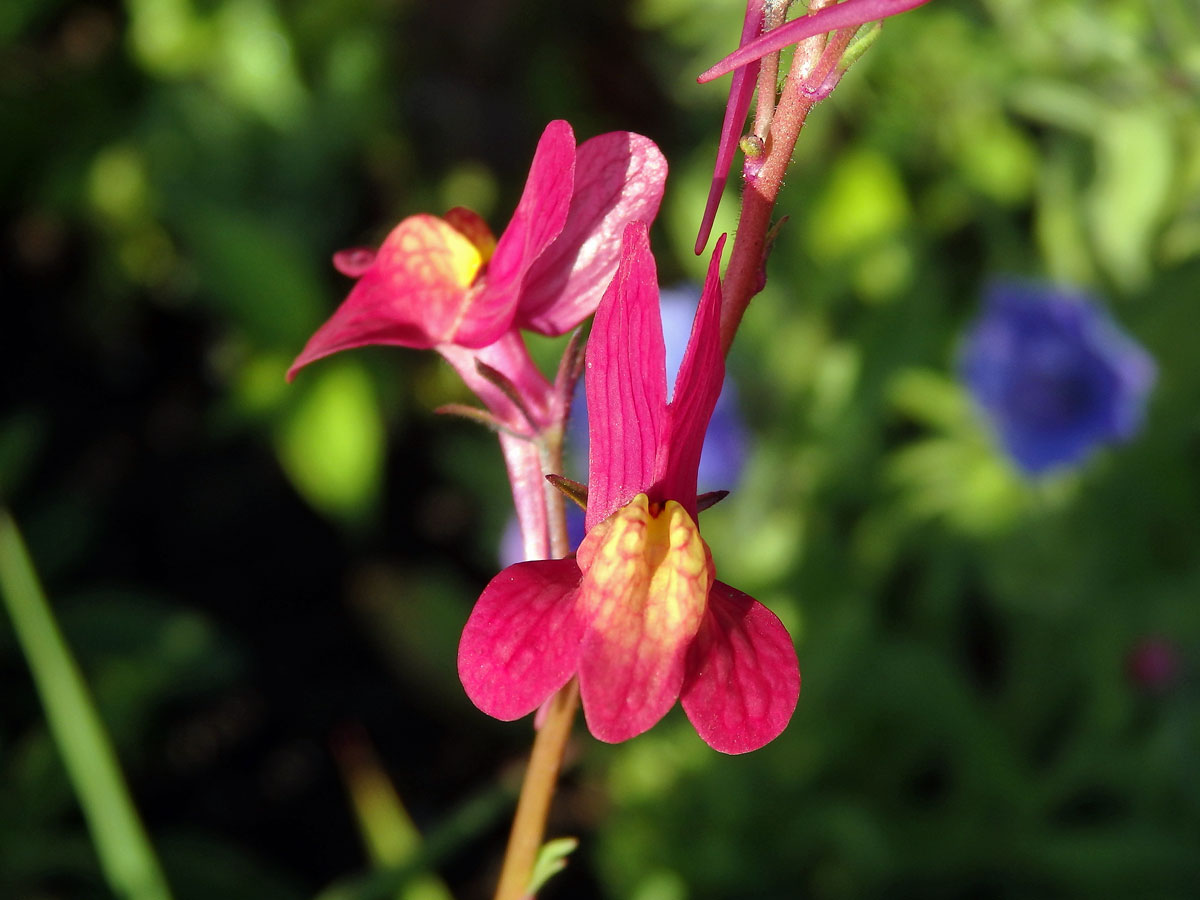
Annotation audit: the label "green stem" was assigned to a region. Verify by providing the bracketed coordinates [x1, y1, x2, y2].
[0, 508, 173, 900]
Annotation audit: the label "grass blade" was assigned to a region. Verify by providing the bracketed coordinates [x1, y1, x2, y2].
[0, 508, 173, 900]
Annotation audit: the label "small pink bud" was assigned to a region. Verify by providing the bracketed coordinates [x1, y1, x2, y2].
[332, 247, 377, 277]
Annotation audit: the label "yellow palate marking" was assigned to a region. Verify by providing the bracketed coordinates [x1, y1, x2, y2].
[579, 494, 710, 647]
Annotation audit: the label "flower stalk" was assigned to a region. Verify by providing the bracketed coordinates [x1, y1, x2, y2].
[491, 680, 580, 900]
[701, 0, 933, 354]
[721, 76, 816, 355]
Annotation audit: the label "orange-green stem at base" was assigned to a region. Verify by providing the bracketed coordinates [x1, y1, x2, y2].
[491, 679, 580, 900]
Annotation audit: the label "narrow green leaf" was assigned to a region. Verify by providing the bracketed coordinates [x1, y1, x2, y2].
[333, 727, 454, 900]
[0, 508, 173, 900]
[314, 783, 513, 900]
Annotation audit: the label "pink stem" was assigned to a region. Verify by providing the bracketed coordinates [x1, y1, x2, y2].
[498, 433, 553, 560]
[720, 62, 818, 355]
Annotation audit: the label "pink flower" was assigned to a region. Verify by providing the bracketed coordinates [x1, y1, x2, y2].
[286, 122, 666, 561]
[458, 222, 800, 753]
[287, 120, 667, 381]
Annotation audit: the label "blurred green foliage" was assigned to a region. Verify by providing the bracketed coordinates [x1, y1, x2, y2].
[2, 0, 1198, 898]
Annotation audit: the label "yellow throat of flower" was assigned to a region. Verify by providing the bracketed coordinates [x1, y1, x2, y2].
[442, 207, 497, 272]
[577, 494, 712, 644]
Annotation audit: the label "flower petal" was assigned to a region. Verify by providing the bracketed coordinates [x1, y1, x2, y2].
[576, 497, 710, 743]
[579, 628, 689, 744]
[696, 0, 764, 255]
[287, 215, 481, 379]
[332, 247, 377, 277]
[519, 132, 668, 335]
[655, 235, 727, 517]
[698, 0, 931, 84]
[584, 221, 668, 531]
[681, 581, 799, 754]
[472, 121, 577, 342]
[458, 559, 585, 721]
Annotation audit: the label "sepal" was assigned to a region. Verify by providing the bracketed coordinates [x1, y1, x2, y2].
[475, 358, 541, 434]
[434, 403, 532, 441]
[696, 490, 730, 512]
[546, 474, 589, 510]
[553, 326, 589, 412]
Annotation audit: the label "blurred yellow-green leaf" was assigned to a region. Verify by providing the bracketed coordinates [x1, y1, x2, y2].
[276, 361, 385, 522]
[807, 148, 910, 263]
[1087, 107, 1173, 290]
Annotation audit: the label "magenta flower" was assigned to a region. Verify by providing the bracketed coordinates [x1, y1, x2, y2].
[458, 222, 800, 754]
[286, 121, 665, 564]
[287, 120, 667, 380]
[695, 0, 932, 252]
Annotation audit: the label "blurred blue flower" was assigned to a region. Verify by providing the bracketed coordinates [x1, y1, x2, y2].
[960, 282, 1155, 476]
[500, 285, 750, 567]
